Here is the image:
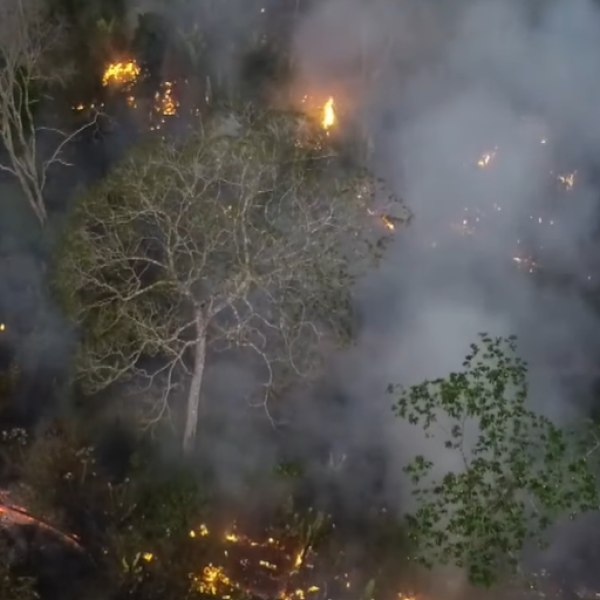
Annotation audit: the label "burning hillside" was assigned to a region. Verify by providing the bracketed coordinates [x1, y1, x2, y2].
[80, 57, 593, 285]
[0, 459, 591, 600]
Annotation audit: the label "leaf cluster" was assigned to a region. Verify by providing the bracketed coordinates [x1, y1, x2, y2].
[391, 334, 600, 586]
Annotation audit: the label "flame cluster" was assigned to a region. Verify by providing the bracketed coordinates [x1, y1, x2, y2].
[102, 60, 141, 88]
[95, 62, 340, 137]
[96, 60, 182, 126]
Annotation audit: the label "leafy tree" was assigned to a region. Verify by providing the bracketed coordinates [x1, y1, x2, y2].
[391, 334, 600, 587]
[53, 107, 399, 454]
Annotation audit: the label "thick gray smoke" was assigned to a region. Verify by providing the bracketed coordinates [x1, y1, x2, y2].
[116, 1, 600, 571]
[292, 0, 600, 584]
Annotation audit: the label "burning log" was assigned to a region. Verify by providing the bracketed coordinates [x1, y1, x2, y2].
[0, 490, 83, 552]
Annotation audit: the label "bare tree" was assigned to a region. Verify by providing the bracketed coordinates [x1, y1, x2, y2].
[53, 108, 402, 454]
[0, 0, 98, 225]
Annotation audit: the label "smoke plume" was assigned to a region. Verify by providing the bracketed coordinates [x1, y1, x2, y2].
[112, 0, 600, 584]
[292, 0, 600, 587]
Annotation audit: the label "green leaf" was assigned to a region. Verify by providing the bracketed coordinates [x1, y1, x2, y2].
[390, 333, 600, 587]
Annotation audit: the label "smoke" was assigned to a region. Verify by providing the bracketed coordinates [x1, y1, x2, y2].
[105, 0, 600, 580]
[291, 0, 600, 586]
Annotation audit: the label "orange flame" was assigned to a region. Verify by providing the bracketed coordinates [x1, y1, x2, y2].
[102, 60, 140, 87]
[322, 97, 335, 130]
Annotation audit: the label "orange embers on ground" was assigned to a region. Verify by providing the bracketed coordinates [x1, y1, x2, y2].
[189, 523, 323, 600]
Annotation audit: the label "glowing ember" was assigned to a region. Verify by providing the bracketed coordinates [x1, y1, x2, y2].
[513, 255, 539, 273]
[187, 523, 324, 600]
[72, 102, 102, 113]
[322, 97, 335, 130]
[450, 219, 476, 235]
[381, 216, 395, 231]
[367, 209, 397, 232]
[477, 149, 497, 168]
[102, 60, 140, 88]
[155, 81, 179, 117]
[557, 171, 576, 190]
[194, 564, 233, 595]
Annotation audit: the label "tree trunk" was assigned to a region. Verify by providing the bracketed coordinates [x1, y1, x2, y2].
[182, 311, 207, 456]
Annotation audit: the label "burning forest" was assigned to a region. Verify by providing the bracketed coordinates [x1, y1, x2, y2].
[3, 0, 600, 599]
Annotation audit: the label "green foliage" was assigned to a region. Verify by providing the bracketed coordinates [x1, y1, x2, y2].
[134, 468, 207, 541]
[99, 466, 208, 600]
[391, 334, 600, 587]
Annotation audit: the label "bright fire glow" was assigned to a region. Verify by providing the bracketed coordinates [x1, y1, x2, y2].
[381, 216, 395, 231]
[322, 97, 336, 130]
[477, 149, 497, 168]
[102, 60, 141, 87]
[155, 81, 179, 116]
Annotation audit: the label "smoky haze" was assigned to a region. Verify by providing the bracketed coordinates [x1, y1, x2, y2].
[291, 0, 600, 586]
[96, 0, 600, 584]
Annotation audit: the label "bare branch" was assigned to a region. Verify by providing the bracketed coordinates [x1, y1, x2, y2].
[0, 0, 97, 225]
[54, 108, 404, 450]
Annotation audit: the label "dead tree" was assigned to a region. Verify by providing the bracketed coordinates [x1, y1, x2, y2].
[54, 108, 400, 454]
[0, 0, 98, 225]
